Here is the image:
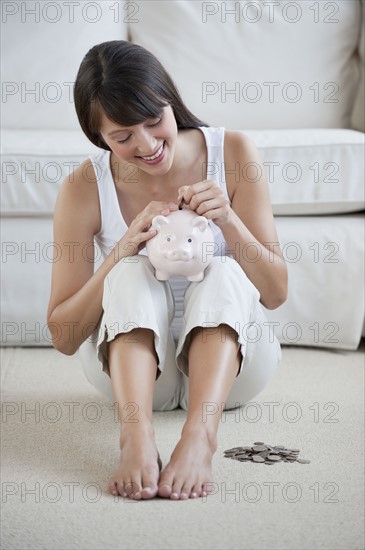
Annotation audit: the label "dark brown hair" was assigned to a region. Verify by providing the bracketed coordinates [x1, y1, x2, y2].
[74, 40, 208, 150]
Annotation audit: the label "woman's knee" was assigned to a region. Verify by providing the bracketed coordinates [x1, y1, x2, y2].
[106, 255, 154, 288]
[208, 257, 258, 290]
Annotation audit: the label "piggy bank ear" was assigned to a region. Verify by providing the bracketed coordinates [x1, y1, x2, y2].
[192, 216, 209, 232]
[151, 215, 169, 231]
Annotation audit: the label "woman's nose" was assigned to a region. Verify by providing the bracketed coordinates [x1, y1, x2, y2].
[135, 130, 158, 156]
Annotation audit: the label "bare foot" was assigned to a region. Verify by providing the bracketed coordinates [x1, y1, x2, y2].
[158, 426, 217, 500]
[108, 424, 162, 500]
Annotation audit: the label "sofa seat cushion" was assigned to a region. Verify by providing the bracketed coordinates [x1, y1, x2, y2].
[244, 128, 365, 215]
[1, 128, 364, 217]
[265, 214, 364, 350]
[1, 214, 363, 349]
[1, 130, 99, 216]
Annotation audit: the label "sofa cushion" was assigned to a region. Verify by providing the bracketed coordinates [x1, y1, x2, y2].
[244, 128, 365, 215]
[1, 128, 364, 216]
[1, 214, 363, 349]
[1, 0, 127, 130]
[130, 0, 362, 130]
[265, 214, 365, 350]
[1, 130, 99, 215]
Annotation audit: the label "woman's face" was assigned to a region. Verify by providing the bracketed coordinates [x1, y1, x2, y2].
[99, 104, 178, 176]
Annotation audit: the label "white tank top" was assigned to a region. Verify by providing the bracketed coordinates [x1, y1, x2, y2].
[89, 126, 230, 339]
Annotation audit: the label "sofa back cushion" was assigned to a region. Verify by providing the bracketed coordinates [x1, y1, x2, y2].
[2, 0, 128, 130]
[130, 0, 363, 130]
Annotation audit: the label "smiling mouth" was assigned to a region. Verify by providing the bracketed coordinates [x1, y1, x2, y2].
[138, 142, 165, 161]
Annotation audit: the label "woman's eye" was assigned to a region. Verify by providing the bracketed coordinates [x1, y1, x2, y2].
[117, 135, 131, 144]
[149, 117, 162, 128]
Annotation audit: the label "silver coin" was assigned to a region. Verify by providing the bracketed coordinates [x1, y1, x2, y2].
[224, 443, 307, 466]
[252, 455, 265, 462]
[252, 444, 267, 452]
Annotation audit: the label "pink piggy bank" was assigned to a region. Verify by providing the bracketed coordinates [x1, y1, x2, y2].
[146, 209, 215, 281]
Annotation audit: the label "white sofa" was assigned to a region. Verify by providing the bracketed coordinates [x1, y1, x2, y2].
[1, 0, 364, 350]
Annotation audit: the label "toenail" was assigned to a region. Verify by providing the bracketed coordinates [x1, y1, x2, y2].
[191, 492, 198, 498]
[171, 492, 179, 499]
[180, 493, 188, 499]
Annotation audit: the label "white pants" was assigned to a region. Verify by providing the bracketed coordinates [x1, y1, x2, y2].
[78, 255, 282, 411]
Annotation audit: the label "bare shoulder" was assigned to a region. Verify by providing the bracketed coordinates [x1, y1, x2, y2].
[224, 130, 256, 155]
[55, 158, 101, 236]
[224, 131, 259, 165]
[224, 131, 263, 201]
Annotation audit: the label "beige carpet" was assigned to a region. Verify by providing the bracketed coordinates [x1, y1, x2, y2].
[1, 342, 364, 550]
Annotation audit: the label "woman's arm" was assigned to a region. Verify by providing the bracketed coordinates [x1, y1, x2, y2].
[219, 131, 288, 309]
[178, 132, 288, 310]
[47, 160, 176, 355]
[47, 160, 118, 355]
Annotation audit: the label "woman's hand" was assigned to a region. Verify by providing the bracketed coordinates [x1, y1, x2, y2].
[177, 180, 232, 227]
[114, 201, 178, 260]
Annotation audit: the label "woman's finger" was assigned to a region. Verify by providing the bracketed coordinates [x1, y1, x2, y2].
[180, 180, 218, 205]
[194, 197, 226, 216]
[188, 189, 222, 211]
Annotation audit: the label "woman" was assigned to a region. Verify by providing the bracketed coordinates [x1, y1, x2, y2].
[47, 40, 287, 501]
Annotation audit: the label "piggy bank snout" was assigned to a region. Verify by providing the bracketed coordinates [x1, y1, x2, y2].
[166, 248, 192, 262]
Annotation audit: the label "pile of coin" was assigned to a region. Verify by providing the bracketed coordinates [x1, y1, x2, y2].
[224, 442, 310, 465]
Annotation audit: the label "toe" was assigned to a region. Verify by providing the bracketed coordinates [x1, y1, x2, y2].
[141, 467, 159, 499]
[124, 479, 142, 500]
[170, 481, 184, 500]
[190, 483, 201, 498]
[158, 484, 172, 498]
[108, 480, 117, 494]
[201, 481, 215, 498]
[158, 468, 174, 498]
[180, 483, 193, 500]
[141, 487, 156, 499]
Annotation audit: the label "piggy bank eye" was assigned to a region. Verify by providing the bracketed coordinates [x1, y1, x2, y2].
[187, 238, 192, 243]
[164, 234, 176, 244]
